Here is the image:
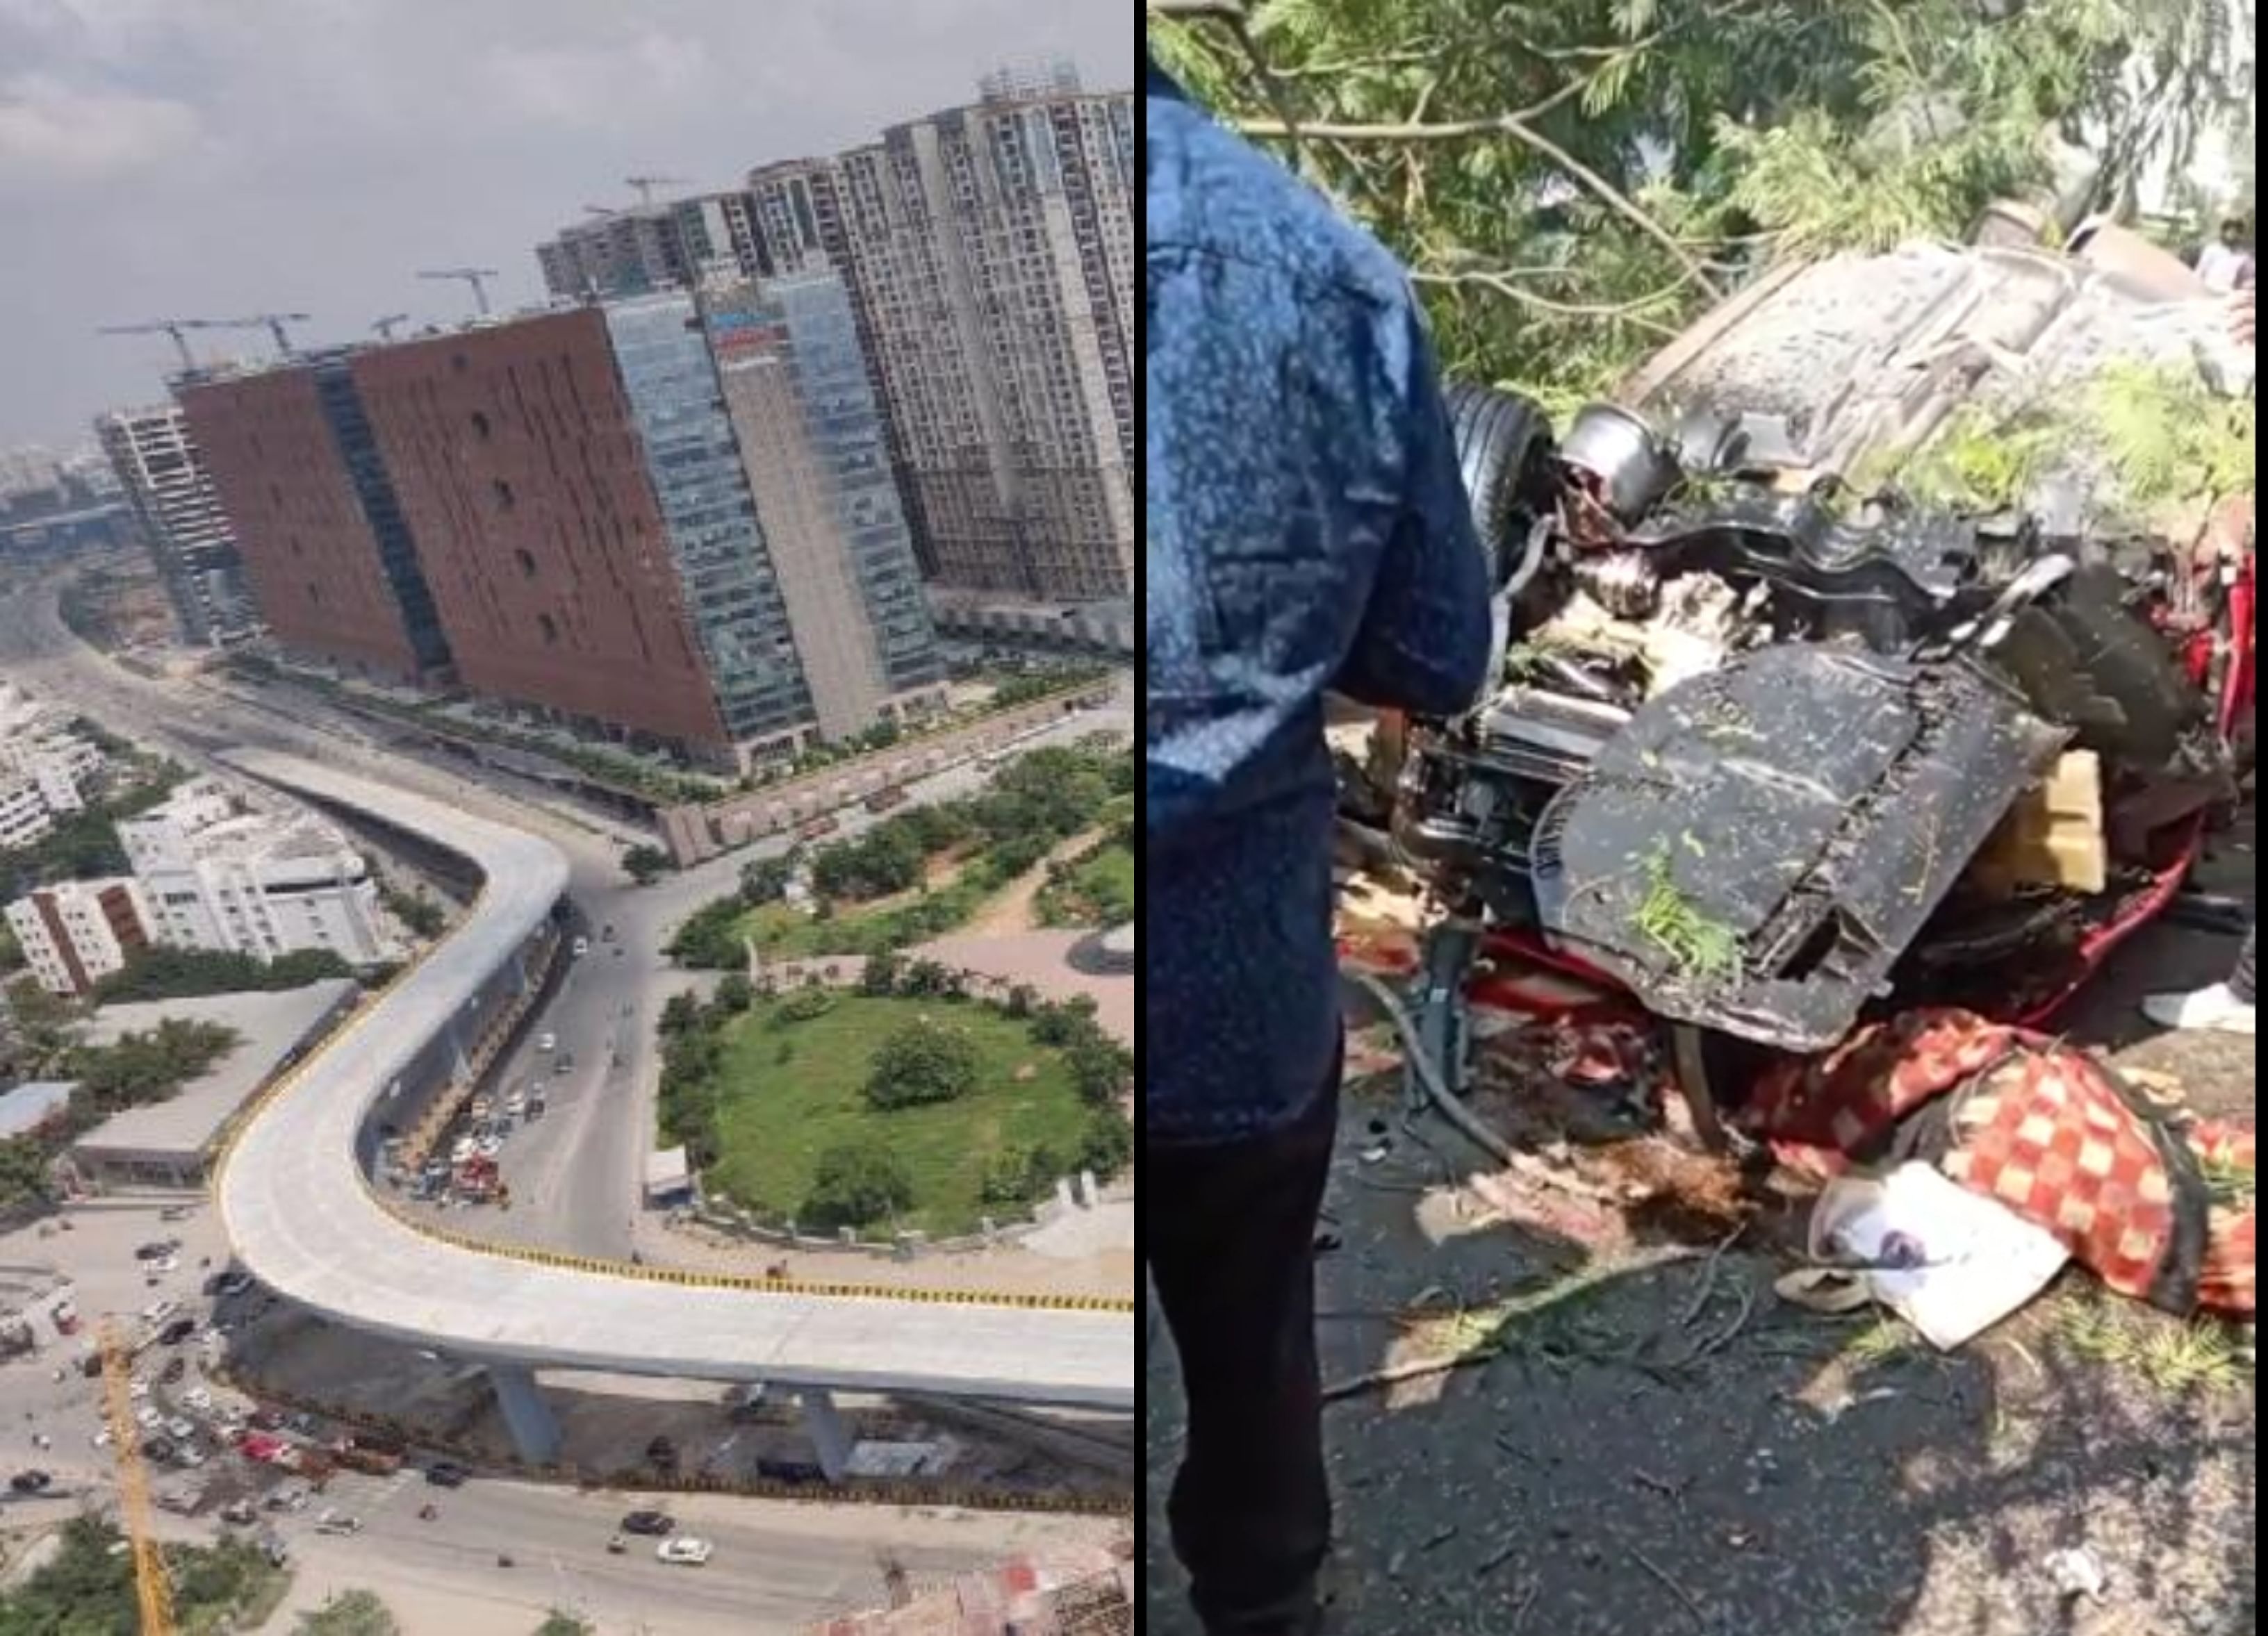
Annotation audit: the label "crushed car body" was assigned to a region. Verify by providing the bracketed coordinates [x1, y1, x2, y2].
[1357, 237, 2253, 1055]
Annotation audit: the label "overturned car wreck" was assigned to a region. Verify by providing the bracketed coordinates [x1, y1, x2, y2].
[1352, 240, 2253, 1068]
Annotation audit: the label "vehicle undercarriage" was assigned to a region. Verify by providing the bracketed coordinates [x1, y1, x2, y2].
[1341, 242, 2254, 1116]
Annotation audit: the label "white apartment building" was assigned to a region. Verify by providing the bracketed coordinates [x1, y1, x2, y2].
[0, 780, 53, 852]
[94, 403, 257, 647]
[0, 682, 104, 817]
[117, 780, 393, 966]
[747, 72, 1133, 602]
[5, 877, 154, 996]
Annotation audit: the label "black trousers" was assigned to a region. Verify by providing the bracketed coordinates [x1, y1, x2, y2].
[2235, 923, 2256, 1005]
[1148, 1069, 1340, 1635]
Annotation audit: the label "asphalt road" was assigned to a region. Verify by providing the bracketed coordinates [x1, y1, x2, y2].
[0, 577, 1131, 1271]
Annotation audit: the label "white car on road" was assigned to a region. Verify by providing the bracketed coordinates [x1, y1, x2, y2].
[537, 1032, 557, 1053]
[657, 1537, 712, 1566]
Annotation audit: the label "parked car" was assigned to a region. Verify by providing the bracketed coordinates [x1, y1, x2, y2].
[182, 1387, 213, 1412]
[314, 1509, 361, 1536]
[571, 936, 590, 957]
[644, 1437, 677, 1469]
[135, 1407, 161, 1430]
[133, 1241, 178, 1262]
[165, 1418, 195, 1441]
[158, 1317, 197, 1346]
[143, 1437, 176, 1464]
[158, 1357, 186, 1386]
[140, 1300, 177, 1328]
[620, 1510, 675, 1537]
[247, 1408, 287, 1432]
[657, 1537, 712, 1567]
[424, 1460, 468, 1488]
[9, 1471, 51, 1494]
[537, 1032, 557, 1053]
[219, 1498, 257, 1526]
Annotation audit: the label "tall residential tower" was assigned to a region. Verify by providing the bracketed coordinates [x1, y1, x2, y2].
[94, 404, 258, 645]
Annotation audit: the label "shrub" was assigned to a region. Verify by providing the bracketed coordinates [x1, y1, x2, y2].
[859, 950, 903, 996]
[864, 1018, 982, 1110]
[803, 1140, 913, 1230]
[1076, 1110, 1133, 1179]
[778, 986, 837, 1024]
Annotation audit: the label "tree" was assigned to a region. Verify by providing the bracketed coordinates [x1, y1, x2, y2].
[92, 945, 354, 1003]
[666, 900, 744, 970]
[713, 971, 755, 1016]
[864, 1018, 983, 1110]
[296, 1589, 402, 1635]
[1065, 1036, 1132, 1109]
[659, 991, 703, 1037]
[536, 1615, 594, 1636]
[804, 1139, 914, 1230]
[1077, 1109, 1134, 1180]
[739, 854, 794, 906]
[622, 843, 673, 886]
[66, 1016, 240, 1111]
[860, 949, 904, 997]
[1149, 0, 2251, 408]
[899, 959, 960, 999]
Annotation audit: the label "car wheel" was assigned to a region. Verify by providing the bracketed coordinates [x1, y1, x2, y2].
[1443, 383, 1556, 588]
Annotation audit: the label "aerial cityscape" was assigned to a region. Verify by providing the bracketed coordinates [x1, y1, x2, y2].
[0, 4, 1132, 1632]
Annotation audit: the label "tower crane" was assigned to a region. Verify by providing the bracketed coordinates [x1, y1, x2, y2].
[98, 1319, 176, 1636]
[95, 320, 217, 372]
[210, 313, 312, 355]
[372, 313, 412, 341]
[416, 267, 501, 317]
[624, 174, 690, 206]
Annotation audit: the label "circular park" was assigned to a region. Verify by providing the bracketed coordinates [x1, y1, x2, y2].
[655, 957, 1133, 1239]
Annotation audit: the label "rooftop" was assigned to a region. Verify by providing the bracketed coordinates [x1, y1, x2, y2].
[71, 980, 359, 1164]
[0, 1081, 76, 1141]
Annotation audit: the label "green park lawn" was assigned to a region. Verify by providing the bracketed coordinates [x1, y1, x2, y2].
[1037, 840, 1134, 928]
[705, 993, 1091, 1235]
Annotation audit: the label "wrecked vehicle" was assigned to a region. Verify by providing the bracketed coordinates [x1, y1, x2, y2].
[1354, 236, 2253, 1068]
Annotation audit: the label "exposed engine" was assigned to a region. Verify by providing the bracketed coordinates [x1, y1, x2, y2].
[1377, 393, 2242, 1051]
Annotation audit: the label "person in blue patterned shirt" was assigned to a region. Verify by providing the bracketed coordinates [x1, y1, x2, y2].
[1147, 47, 1494, 1636]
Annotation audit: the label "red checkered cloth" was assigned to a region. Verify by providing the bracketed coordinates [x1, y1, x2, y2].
[1747, 1009, 2253, 1316]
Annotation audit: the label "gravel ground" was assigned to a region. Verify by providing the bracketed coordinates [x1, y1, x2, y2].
[1148, 827, 2256, 1635]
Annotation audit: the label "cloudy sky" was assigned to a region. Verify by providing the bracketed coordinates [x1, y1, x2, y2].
[0, 0, 1128, 447]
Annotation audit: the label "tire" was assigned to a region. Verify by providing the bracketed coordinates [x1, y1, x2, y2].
[1443, 383, 1556, 586]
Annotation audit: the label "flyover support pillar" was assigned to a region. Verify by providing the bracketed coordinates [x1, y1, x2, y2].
[489, 1364, 561, 1466]
[798, 1387, 852, 1482]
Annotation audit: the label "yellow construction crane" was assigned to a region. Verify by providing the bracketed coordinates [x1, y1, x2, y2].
[98, 1319, 176, 1636]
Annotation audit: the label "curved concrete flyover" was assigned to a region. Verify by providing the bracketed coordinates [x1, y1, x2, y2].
[209, 751, 1133, 1453]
